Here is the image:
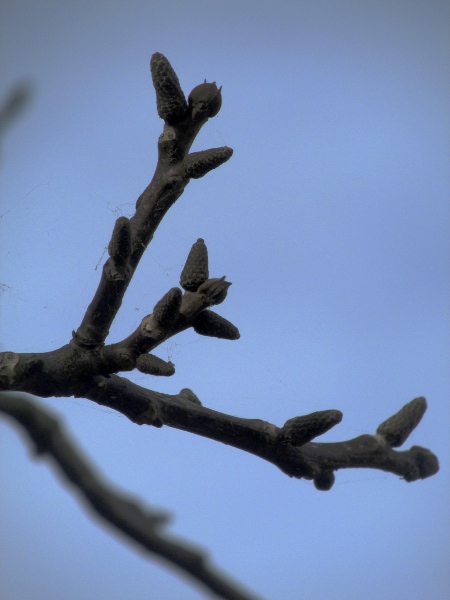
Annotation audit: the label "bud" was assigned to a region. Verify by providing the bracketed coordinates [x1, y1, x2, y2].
[192, 310, 240, 340]
[183, 147, 233, 180]
[136, 354, 175, 376]
[278, 410, 343, 446]
[150, 53, 188, 124]
[153, 287, 182, 328]
[197, 276, 231, 306]
[179, 388, 202, 406]
[108, 216, 131, 264]
[314, 471, 335, 491]
[376, 397, 427, 448]
[188, 81, 222, 119]
[180, 238, 209, 291]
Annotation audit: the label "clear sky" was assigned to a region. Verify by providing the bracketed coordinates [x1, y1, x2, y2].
[0, 1, 449, 599]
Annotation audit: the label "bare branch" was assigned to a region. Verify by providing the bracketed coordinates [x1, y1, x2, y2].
[72, 54, 232, 348]
[0, 52, 438, 500]
[0, 392, 263, 600]
[81, 376, 439, 488]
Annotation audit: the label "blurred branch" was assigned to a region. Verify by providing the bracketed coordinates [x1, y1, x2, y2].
[0, 82, 33, 138]
[0, 392, 263, 600]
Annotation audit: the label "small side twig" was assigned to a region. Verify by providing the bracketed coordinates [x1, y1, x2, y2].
[0, 392, 263, 600]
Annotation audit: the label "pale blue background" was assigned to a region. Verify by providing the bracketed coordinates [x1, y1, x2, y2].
[1, 1, 449, 599]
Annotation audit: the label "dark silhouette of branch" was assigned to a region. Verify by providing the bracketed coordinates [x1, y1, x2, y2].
[0, 50, 440, 600]
[81, 376, 438, 488]
[0, 392, 263, 600]
[0, 82, 33, 165]
[0, 82, 33, 137]
[0, 53, 438, 489]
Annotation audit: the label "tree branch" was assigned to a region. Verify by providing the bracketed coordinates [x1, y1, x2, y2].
[0, 52, 438, 493]
[3, 51, 440, 600]
[0, 392, 263, 600]
[73, 53, 232, 348]
[83, 376, 438, 489]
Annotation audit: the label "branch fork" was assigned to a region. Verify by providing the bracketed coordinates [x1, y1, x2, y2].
[0, 52, 438, 491]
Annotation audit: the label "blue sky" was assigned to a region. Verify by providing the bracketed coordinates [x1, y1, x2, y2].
[0, 1, 449, 599]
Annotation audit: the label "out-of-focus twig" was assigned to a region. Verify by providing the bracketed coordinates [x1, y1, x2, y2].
[0, 392, 263, 600]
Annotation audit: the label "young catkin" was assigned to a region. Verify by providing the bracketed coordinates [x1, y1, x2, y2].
[180, 238, 209, 291]
[150, 53, 188, 124]
[192, 310, 240, 340]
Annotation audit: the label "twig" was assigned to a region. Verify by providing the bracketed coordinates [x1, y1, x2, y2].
[0, 392, 263, 600]
[73, 54, 232, 348]
[84, 377, 439, 489]
[0, 52, 438, 491]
